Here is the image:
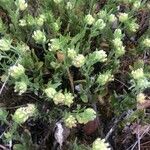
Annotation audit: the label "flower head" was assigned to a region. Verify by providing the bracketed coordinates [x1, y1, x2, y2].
[94, 19, 106, 30]
[53, 0, 62, 4]
[72, 54, 86, 68]
[142, 38, 150, 48]
[97, 72, 114, 86]
[85, 14, 95, 25]
[45, 87, 57, 99]
[32, 30, 46, 44]
[0, 38, 11, 51]
[53, 92, 65, 105]
[64, 115, 77, 128]
[19, 19, 27, 27]
[16, 0, 28, 11]
[64, 92, 74, 107]
[48, 39, 60, 51]
[109, 14, 117, 23]
[93, 50, 107, 62]
[9, 64, 25, 79]
[131, 68, 144, 80]
[67, 48, 77, 59]
[118, 13, 128, 22]
[12, 104, 36, 124]
[136, 93, 146, 104]
[14, 81, 27, 95]
[92, 138, 110, 150]
[36, 14, 46, 26]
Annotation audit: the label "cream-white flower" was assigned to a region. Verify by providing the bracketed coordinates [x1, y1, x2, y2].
[19, 19, 27, 27]
[131, 68, 144, 80]
[94, 19, 106, 30]
[53, 0, 62, 4]
[136, 93, 146, 104]
[14, 81, 27, 95]
[72, 54, 86, 68]
[109, 14, 117, 23]
[0, 38, 11, 51]
[85, 14, 95, 25]
[92, 138, 110, 150]
[143, 38, 150, 47]
[9, 64, 25, 79]
[32, 30, 46, 44]
[64, 92, 74, 107]
[53, 92, 65, 105]
[17, 0, 28, 11]
[94, 50, 107, 62]
[12, 104, 36, 124]
[67, 48, 77, 59]
[118, 13, 128, 22]
[64, 115, 77, 128]
[45, 87, 57, 99]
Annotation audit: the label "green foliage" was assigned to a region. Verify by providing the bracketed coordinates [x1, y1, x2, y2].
[0, 0, 149, 148]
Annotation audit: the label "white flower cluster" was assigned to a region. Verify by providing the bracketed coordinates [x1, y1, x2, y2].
[48, 39, 60, 51]
[97, 72, 114, 86]
[72, 54, 86, 68]
[131, 68, 144, 80]
[12, 104, 36, 124]
[32, 30, 46, 44]
[85, 14, 95, 25]
[118, 13, 128, 23]
[94, 19, 106, 30]
[67, 48, 86, 68]
[136, 93, 146, 104]
[9, 64, 25, 79]
[113, 29, 125, 57]
[143, 38, 150, 48]
[64, 115, 77, 128]
[44, 87, 74, 107]
[16, 0, 28, 11]
[0, 38, 11, 51]
[36, 14, 46, 27]
[92, 50, 107, 62]
[53, 0, 62, 4]
[92, 138, 110, 150]
[14, 81, 27, 95]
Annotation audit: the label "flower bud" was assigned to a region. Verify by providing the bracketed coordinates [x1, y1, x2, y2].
[97, 72, 114, 86]
[53, 92, 65, 105]
[115, 45, 125, 57]
[64, 92, 74, 107]
[66, 2, 73, 10]
[32, 30, 46, 44]
[92, 138, 110, 150]
[16, 0, 28, 11]
[12, 104, 36, 124]
[128, 22, 139, 32]
[94, 19, 106, 30]
[136, 93, 146, 104]
[19, 19, 27, 27]
[85, 14, 95, 25]
[72, 54, 86, 68]
[45, 87, 57, 99]
[114, 29, 122, 39]
[98, 10, 107, 19]
[9, 64, 25, 79]
[48, 39, 60, 51]
[93, 50, 107, 62]
[53, 0, 62, 4]
[142, 38, 150, 48]
[36, 14, 46, 26]
[118, 13, 128, 22]
[133, 1, 141, 10]
[0, 38, 11, 51]
[14, 81, 27, 95]
[67, 48, 77, 59]
[64, 115, 77, 128]
[131, 68, 144, 80]
[113, 38, 123, 47]
[108, 14, 117, 23]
